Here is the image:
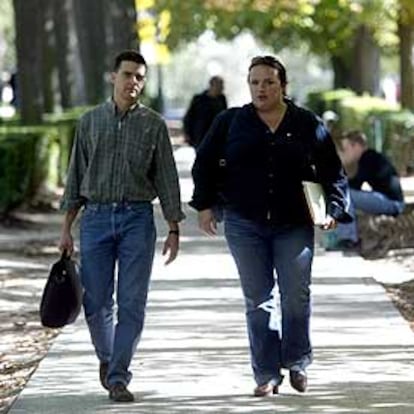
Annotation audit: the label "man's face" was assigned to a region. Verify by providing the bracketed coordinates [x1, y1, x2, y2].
[248, 65, 284, 111]
[339, 138, 360, 165]
[210, 78, 224, 96]
[111, 60, 146, 106]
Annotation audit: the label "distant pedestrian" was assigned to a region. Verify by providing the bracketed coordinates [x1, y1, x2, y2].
[329, 129, 405, 250]
[190, 55, 351, 397]
[58, 50, 185, 403]
[183, 75, 227, 148]
[9, 71, 18, 108]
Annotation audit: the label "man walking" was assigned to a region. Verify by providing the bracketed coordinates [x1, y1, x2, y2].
[59, 50, 184, 402]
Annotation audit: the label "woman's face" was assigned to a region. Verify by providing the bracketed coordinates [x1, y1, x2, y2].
[248, 64, 285, 111]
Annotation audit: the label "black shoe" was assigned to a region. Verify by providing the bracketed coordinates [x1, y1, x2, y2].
[99, 362, 109, 390]
[289, 370, 307, 393]
[253, 383, 279, 397]
[109, 383, 134, 402]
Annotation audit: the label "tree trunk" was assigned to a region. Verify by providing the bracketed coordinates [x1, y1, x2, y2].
[13, 0, 44, 124]
[73, 0, 107, 105]
[350, 25, 380, 96]
[331, 55, 351, 89]
[398, 4, 414, 109]
[53, 0, 73, 109]
[41, 0, 55, 113]
[106, 0, 138, 64]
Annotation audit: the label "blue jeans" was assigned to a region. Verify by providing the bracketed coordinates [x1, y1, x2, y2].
[80, 202, 156, 387]
[224, 210, 314, 386]
[335, 189, 405, 242]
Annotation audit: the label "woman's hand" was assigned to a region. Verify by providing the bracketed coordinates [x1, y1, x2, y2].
[198, 209, 217, 236]
[320, 214, 337, 230]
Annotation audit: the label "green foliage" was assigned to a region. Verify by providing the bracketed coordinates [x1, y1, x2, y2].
[380, 110, 414, 173]
[339, 95, 400, 139]
[154, 0, 398, 60]
[43, 106, 91, 185]
[307, 89, 356, 116]
[0, 106, 89, 213]
[0, 126, 57, 213]
[309, 88, 414, 173]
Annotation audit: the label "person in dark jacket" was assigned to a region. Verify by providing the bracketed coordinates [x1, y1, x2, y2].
[183, 76, 227, 148]
[329, 129, 405, 249]
[190, 55, 351, 397]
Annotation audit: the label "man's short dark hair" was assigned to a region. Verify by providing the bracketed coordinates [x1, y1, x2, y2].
[248, 55, 288, 88]
[113, 50, 147, 72]
[342, 130, 368, 147]
[209, 76, 223, 86]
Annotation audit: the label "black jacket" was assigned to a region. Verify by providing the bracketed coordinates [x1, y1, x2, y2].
[350, 149, 404, 202]
[190, 100, 352, 226]
[183, 91, 227, 148]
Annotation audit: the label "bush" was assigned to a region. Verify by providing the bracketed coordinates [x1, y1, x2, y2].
[0, 126, 58, 214]
[306, 89, 414, 174]
[0, 107, 90, 215]
[306, 89, 356, 116]
[44, 106, 91, 185]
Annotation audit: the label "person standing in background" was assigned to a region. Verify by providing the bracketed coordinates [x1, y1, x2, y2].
[183, 76, 227, 148]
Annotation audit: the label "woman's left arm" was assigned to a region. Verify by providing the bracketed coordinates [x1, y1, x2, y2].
[311, 119, 353, 224]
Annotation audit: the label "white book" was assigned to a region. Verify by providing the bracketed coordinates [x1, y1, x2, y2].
[302, 181, 326, 226]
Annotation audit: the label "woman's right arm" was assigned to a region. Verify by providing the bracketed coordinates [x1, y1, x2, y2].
[189, 110, 231, 211]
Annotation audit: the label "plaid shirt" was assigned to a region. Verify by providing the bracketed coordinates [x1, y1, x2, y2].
[61, 100, 185, 222]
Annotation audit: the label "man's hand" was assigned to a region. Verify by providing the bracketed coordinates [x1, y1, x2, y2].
[320, 214, 337, 230]
[162, 232, 179, 265]
[58, 229, 74, 256]
[58, 208, 79, 256]
[198, 209, 217, 236]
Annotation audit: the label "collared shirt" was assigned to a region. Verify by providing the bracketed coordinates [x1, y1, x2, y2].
[61, 100, 185, 222]
[190, 100, 351, 226]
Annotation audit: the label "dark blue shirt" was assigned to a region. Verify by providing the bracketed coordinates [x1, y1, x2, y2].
[190, 100, 351, 226]
[349, 149, 404, 202]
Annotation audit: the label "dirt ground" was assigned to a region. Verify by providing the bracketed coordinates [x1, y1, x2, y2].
[0, 211, 413, 414]
[0, 211, 63, 414]
[378, 248, 414, 331]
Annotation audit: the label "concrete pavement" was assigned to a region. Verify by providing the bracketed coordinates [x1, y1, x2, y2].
[9, 146, 414, 413]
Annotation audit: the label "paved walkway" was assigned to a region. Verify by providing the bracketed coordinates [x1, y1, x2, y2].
[9, 147, 414, 413]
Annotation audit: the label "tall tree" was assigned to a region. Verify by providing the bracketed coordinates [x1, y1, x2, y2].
[106, 0, 138, 62]
[73, 0, 107, 104]
[350, 25, 381, 95]
[13, 0, 44, 123]
[53, 0, 74, 109]
[154, 0, 395, 95]
[398, 0, 414, 109]
[41, 0, 55, 113]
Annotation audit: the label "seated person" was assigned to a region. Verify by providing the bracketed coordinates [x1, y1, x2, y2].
[328, 129, 405, 250]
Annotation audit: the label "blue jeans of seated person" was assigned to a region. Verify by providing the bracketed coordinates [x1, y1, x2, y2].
[335, 189, 405, 243]
[80, 202, 156, 387]
[223, 210, 314, 387]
